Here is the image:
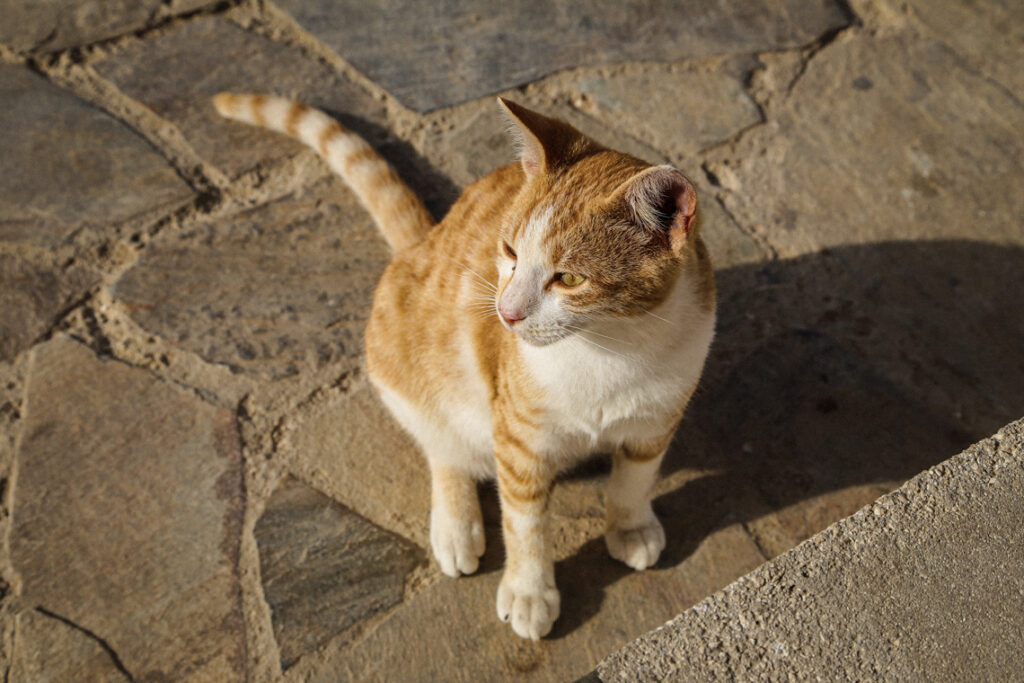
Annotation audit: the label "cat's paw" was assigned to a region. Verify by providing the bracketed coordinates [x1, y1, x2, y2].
[430, 512, 485, 578]
[605, 515, 666, 571]
[496, 574, 560, 640]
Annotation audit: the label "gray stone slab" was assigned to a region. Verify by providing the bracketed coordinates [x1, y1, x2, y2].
[0, 254, 99, 362]
[254, 477, 424, 670]
[10, 336, 247, 680]
[94, 16, 389, 179]
[10, 610, 129, 683]
[707, 33, 1024, 257]
[575, 67, 762, 156]
[0, 65, 192, 248]
[273, 0, 852, 112]
[112, 176, 390, 380]
[592, 417, 1024, 681]
[0, 0, 158, 52]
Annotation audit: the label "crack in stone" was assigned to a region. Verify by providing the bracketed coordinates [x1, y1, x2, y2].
[33, 608, 134, 682]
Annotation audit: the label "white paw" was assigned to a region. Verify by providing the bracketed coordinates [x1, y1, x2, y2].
[605, 515, 666, 570]
[496, 575, 560, 640]
[430, 512, 485, 578]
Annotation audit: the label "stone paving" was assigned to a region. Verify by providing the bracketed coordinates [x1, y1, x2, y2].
[0, 0, 1021, 680]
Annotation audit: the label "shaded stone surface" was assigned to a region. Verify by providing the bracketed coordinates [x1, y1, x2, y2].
[10, 336, 246, 680]
[0, 254, 99, 362]
[274, 0, 852, 111]
[309, 522, 764, 681]
[10, 610, 129, 683]
[707, 33, 1024, 256]
[94, 16, 389, 178]
[0, 64, 192, 248]
[254, 477, 424, 670]
[593, 418, 1024, 681]
[113, 176, 390, 380]
[575, 66, 762, 155]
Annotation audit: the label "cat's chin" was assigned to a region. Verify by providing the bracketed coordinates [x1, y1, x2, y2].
[514, 330, 567, 347]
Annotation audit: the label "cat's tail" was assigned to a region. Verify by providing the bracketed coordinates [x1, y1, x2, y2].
[212, 93, 432, 252]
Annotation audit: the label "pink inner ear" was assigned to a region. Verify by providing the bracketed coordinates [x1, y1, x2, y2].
[671, 181, 698, 241]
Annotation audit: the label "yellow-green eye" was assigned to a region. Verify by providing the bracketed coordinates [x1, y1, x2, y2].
[558, 273, 586, 287]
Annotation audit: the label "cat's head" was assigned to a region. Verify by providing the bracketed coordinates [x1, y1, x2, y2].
[494, 98, 702, 347]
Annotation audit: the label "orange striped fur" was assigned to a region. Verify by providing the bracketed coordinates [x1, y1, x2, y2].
[214, 94, 715, 640]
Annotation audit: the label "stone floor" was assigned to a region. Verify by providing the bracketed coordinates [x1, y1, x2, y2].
[0, 0, 1021, 681]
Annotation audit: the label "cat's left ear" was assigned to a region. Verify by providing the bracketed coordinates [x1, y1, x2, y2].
[497, 97, 592, 179]
[615, 165, 698, 254]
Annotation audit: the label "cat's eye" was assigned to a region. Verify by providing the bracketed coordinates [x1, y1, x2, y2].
[557, 273, 586, 287]
[502, 241, 517, 260]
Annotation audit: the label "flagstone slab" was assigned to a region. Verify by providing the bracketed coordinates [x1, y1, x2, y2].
[706, 33, 1024, 257]
[0, 254, 99, 362]
[306, 521, 764, 682]
[112, 176, 389, 380]
[272, 0, 852, 111]
[94, 16, 389, 179]
[254, 477, 424, 670]
[10, 610, 129, 683]
[0, 65, 192, 248]
[10, 336, 247, 680]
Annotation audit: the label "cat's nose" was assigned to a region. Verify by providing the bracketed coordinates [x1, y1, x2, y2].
[499, 304, 525, 326]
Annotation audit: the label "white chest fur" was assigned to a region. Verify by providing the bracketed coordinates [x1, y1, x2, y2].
[521, 278, 714, 460]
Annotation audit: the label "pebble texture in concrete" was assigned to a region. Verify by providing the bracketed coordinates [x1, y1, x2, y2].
[592, 417, 1024, 681]
[0, 0, 1022, 680]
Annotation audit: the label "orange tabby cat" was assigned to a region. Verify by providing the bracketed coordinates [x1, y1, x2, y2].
[214, 93, 715, 640]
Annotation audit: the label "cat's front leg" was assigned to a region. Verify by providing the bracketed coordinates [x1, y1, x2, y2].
[605, 433, 674, 570]
[492, 419, 559, 640]
[430, 465, 485, 577]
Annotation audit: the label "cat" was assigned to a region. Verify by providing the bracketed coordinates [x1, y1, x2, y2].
[214, 93, 715, 640]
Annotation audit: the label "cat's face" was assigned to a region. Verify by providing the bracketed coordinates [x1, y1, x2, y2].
[495, 160, 690, 346]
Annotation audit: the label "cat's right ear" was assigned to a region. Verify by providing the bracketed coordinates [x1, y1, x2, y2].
[497, 98, 591, 179]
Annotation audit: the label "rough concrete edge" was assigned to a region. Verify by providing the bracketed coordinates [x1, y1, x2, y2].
[586, 416, 1024, 681]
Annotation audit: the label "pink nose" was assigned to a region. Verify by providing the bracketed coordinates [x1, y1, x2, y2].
[499, 305, 525, 326]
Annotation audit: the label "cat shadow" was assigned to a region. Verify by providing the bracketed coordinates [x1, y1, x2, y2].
[547, 238, 1024, 637]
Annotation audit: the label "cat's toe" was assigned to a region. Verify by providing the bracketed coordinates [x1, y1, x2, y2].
[496, 577, 560, 640]
[431, 515, 485, 577]
[605, 517, 666, 571]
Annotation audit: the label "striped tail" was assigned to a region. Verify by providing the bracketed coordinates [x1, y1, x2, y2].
[212, 92, 432, 252]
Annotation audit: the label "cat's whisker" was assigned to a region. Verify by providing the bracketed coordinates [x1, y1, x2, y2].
[569, 329, 630, 359]
[643, 309, 677, 327]
[563, 323, 630, 346]
[451, 258, 497, 292]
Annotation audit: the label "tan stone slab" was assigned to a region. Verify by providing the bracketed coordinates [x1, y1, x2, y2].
[303, 522, 764, 682]
[0, 254, 99, 362]
[279, 376, 431, 547]
[11, 336, 246, 680]
[895, 0, 1024, 97]
[712, 32, 1024, 255]
[10, 610, 129, 683]
[707, 33, 1024, 257]
[93, 16, 389, 179]
[574, 66, 762, 156]
[0, 65, 193, 248]
[112, 176, 390, 380]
